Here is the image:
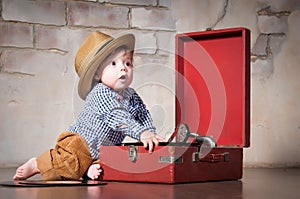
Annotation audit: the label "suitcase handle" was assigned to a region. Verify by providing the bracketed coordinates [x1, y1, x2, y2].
[192, 152, 230, 163]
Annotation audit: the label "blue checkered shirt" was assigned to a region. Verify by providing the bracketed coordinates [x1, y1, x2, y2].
[69, 83, 156, 160]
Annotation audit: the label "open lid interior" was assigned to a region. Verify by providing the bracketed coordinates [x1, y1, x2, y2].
[175, 28, 250, 147]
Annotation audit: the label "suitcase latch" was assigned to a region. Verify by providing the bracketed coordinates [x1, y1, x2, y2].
[193, 152, 230, 163]
[159, 156, 183, 164]
[127, 145, 138, 163]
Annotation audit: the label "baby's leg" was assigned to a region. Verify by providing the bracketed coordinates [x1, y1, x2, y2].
[13, 157, 40, 180]
[87, 164, 102, 180]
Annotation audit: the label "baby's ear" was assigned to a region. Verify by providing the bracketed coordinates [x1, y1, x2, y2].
[94, 75, 100, 81]
[91, 77, 101, 88]
[94, 72, 101, 81]
[92, 74, 101, 86]
[94, 64, 104, 81]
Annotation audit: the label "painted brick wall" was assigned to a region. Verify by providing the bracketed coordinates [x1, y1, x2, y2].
[1, 0, 300, 168]
[0, 0, 177, 166]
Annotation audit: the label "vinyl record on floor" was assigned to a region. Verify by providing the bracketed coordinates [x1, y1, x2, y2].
[0, 180, 107, 187]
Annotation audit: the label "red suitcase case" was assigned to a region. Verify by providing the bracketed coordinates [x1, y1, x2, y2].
[99, 27, 251, 183]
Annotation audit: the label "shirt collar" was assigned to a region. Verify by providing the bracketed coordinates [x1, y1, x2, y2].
[120, 88, 134, 100]
[99, 83, 133, 101]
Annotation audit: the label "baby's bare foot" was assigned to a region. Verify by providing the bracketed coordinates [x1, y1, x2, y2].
[13, 157, 40, 180]
[87, 164, 102, 180]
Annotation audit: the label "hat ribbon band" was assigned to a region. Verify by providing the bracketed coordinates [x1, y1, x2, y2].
[78, 38, 113, 77]
[95, 38, 113, 56]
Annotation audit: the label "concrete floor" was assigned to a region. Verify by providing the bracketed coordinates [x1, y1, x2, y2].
[0, 167, 299, 199]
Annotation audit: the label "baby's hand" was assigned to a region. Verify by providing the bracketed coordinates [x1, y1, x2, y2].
[87, 164, 102, 180]
[140, 130, 165, 153]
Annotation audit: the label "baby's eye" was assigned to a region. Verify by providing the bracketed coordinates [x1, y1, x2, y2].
[111, 61, 116, 66]
[125, 61, 132, 67]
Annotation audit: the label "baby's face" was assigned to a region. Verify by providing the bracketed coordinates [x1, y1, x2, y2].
[97, 48, 133, 92]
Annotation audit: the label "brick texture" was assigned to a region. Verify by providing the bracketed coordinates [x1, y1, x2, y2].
[156, 31, 175, 55]
[68, 2, 129, 28]
[35, 26, 91, 53]
[0, 22, 33, 48]
[252, 34, 268, 56]
[1, 49, 69, 75]
[258, 15, 288, 34]
[108, 0, 156, 6]
[134, 31, 156, 54]
[132, 7, 176, 30]
[2, 0, 66, 25]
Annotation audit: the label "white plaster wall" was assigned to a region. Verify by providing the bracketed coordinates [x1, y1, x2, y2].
[245, 10, 300, 167]
[170, 0, 300, 167]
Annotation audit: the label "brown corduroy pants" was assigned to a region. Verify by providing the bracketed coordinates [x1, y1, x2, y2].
[36, 132, 93, 180]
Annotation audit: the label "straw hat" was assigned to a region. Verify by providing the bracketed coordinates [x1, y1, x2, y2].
[74, 31, 135, 100]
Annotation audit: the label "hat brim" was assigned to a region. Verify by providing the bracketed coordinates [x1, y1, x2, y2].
[77, 34, 135, 100]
